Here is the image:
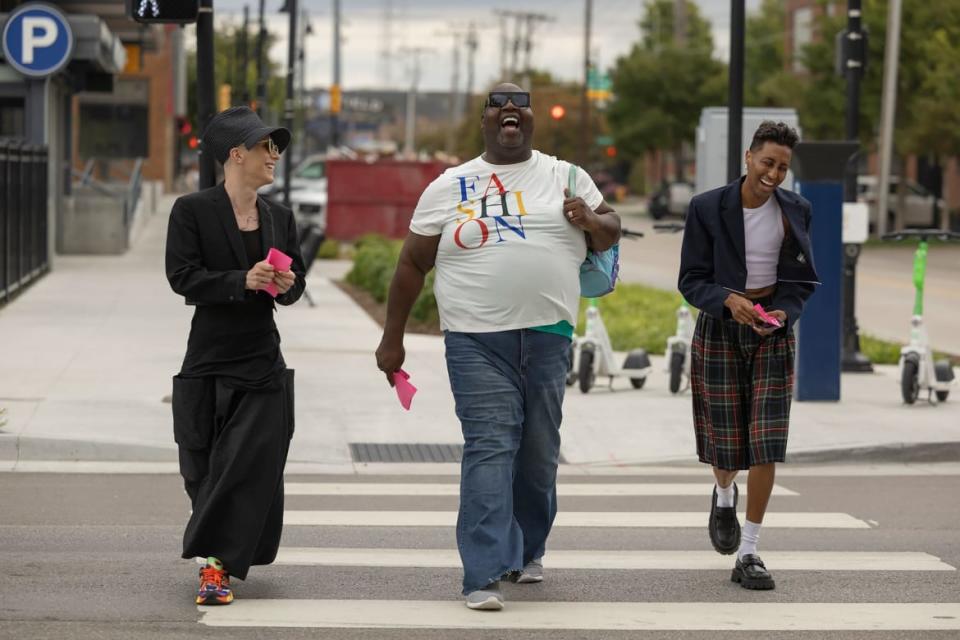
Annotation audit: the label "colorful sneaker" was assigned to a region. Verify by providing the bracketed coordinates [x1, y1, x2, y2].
[196, 564, 234, 605]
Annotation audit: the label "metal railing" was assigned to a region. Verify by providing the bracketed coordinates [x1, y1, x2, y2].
[71, 157, 145, 228]
[0, 140, 49, 306]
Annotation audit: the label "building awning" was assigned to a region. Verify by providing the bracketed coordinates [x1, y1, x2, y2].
[0, 12, 125, 76]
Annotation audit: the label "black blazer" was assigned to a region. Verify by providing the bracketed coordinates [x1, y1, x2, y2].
[166, 182, 306, 307]
[678, 178, 820, 331]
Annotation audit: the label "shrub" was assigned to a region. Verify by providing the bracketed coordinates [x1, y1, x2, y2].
[345, 234, 439, 324]
[316, 238, 341, 260]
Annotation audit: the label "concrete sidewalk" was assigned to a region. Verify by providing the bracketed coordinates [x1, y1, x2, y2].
[1, 196, 958, 467]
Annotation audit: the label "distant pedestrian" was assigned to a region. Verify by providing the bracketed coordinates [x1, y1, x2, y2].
[165, 106, 305, 605]
[376, 82, 621, 610]
[679, 121, 818, 590]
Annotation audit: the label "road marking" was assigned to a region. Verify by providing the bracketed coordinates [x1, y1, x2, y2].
[283, 511, 870, 528]
[273, 548, 953, 571]
[198, 600, 960, 630]
[284, 482, 799, 496]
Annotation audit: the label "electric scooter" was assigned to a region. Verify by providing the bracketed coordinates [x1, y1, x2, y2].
[653, 222, 694, 393]
[881, 229, 959, 405]
[570, 229, 652, 393]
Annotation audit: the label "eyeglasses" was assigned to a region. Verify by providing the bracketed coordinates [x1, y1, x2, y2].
[486, 92, 531, 109]
[255, 137, 280, 155]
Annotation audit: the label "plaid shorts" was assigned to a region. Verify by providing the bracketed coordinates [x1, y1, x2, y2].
[690, 305, 796, 470]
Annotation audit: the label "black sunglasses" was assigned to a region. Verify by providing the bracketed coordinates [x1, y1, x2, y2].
[487, 92, 531, 109]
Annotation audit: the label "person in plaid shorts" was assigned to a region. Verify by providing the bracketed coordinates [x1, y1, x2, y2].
[678, 121, 819, 590]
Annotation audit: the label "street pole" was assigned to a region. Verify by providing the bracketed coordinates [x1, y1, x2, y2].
[239, 5, 250, 105]
[579, 0, 592, 168]
[197, 0, 216, 190]
[876, 0, 901, 239]
[255, 0, 267, 117]
[464, 22, 478, 121]
[331, 0, 342, 148]
[727, 0, 744, 183]
[283, 0, 298, 209]
[402, 48, 425, 157]
[445, 34, 461, 155]
[841, 0, 873, 372]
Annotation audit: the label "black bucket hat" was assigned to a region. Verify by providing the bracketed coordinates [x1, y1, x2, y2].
[201, 106, 291, 164]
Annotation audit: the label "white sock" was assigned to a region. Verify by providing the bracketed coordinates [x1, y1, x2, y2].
[738, 519, 762, 559]
[715, 483, 735, 508]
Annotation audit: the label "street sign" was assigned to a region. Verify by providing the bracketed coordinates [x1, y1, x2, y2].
[127, 0, 200, 24]
[1, 3, 74, 79]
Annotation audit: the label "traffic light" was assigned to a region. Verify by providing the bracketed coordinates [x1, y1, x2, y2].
[550, 105, 566, 121]
[127, 0, 200, 24]
[176, 116, 192, 137]
[188, 136, 199, 150]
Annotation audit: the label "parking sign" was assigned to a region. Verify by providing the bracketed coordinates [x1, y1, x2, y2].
[2, 3, 74, 78]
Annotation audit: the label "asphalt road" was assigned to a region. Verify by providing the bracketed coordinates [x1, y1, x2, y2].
[615, 211, 960, 355]
[1, 465, 958, 639]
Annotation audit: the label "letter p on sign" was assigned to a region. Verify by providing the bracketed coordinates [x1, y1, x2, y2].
[21, 17, 57, 64]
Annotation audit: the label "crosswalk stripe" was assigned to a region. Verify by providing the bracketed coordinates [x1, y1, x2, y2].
[283, 511, 870, 528]
[284, 482, 799, 497]
[198, 600, 960, 630]
[273, 548, 954, 571]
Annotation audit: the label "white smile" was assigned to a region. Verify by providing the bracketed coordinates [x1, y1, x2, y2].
[500, 115, 520, 129]
[760, 177, 775, 187]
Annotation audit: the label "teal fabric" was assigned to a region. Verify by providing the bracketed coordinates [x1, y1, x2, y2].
[529, 320, 575, 339]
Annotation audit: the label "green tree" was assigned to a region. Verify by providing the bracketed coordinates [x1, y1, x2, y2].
[185, 26, 286, 133]
[608, 0, 726, 179]
[744, 0, 805, 108]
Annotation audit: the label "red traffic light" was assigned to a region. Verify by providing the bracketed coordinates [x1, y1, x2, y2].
[605, 145, 617, 158]
[550, 105, 566, 120]
[177, 117, 192, 136]
[188, 136, 199, 150]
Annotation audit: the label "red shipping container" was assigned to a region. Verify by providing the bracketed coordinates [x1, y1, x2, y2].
[326, 159, 450, 240]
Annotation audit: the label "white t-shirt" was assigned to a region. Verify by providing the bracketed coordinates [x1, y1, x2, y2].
[410, 150, 604, 333]
[743, 195, 785, 289]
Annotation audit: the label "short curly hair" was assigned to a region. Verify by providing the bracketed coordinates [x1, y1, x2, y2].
[749, 121, 799, 151]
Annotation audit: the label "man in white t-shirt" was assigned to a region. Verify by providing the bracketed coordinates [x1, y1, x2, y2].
[376, 83, 620, 610]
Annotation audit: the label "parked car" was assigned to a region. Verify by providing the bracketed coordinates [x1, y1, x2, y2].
[648, 181, 694, 219]
[262, 154, 327, 230]
[858, 175, 945, 230]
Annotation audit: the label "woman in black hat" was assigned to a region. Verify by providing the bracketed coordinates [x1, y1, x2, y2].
[165, 106, 306, 605]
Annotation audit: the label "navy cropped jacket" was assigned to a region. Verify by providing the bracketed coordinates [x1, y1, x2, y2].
[678, 178, 820, 332]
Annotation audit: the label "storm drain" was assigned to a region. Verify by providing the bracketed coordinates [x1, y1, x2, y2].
[349, 442, 566, 464]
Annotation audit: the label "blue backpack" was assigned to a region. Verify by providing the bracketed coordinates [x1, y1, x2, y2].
[569, 164, 620, 298]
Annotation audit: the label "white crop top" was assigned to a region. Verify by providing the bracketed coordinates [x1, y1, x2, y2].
[743, 195, 784, 289]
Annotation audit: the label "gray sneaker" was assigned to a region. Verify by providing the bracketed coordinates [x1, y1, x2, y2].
[465, 581, 504, 610]
[515, 558, 543, 584]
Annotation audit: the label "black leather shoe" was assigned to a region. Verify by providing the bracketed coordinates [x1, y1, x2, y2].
[731, 554, 776, 590]
[708, 483, 740, 555]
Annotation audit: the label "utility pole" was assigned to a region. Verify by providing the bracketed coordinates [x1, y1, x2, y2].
[876, 0, 901, 239]
[401, 47, 429, 157]
[463, 22, 478, 120]
[331, 0, 342, 148]
[239, 5, 250, 105]
[379, 0, 395, 88]
[446, 34, 461, 155]
[727, 0, 745, 183]
[197, 0, 216, 189]
[255, 0, 267, 117]
[498, 14, 508, 79]
[508, 11, 523, 79]
[282, 0, 299, 208]
[841, 0, 872, 372]
[673, 0, 687, 45]
[579, 0, 592, 168]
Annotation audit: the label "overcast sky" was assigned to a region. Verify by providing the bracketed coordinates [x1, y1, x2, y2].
[195, 0, 762, 92]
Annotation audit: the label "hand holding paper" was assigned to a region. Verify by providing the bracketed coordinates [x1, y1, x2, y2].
[392, 369, 417, 411]
[753, 303, 783, 328]
[263, 247, 293, 297]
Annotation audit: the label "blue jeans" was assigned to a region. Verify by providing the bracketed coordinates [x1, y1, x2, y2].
[444, 329, 570, 594]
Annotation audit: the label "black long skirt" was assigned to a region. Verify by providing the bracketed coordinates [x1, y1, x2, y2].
[171, 370, 294, 580]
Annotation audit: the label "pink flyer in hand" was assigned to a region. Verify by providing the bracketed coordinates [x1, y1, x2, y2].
[392, 369, 418, 411]
[263, 247, 293, 297]
[753, 303, 783, 328]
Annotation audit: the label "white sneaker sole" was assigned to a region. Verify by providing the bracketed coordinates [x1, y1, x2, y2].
[465, 595, 504, 611]
[515, 573, 543, 584]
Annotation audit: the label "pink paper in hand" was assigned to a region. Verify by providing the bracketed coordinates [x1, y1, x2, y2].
[753, 303, 783, 328]
[392, 369, 418, 411]
[263, 247, 293, 298]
